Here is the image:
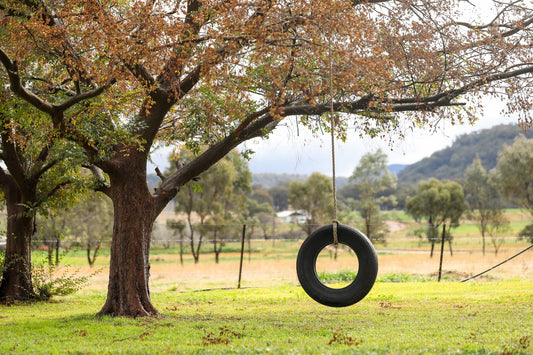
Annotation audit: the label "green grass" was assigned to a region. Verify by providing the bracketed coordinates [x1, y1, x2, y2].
[1, 280, 532, 354]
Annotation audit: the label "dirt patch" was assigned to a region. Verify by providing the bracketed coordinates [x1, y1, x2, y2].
[69, 245, 533, 294]
[385, 221, 406, 233]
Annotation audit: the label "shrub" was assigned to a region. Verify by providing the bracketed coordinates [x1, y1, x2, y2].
[31, 262, 99, 301]
[518, 224, 533, 243]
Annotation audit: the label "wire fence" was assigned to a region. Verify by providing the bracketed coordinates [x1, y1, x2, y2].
[26, 220, 532, 254]
[11, 220, 531, 284]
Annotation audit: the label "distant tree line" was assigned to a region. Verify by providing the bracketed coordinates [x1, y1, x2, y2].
[11, 132, 533, 271]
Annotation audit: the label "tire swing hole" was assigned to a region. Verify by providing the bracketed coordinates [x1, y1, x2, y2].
[316, 243, 359, 289]
[297, 224, 378, 307]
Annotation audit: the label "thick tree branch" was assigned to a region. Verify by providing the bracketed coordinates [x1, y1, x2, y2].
[0, 123, 27, 187]
[83, 164, 111, 196]
[35, 143, 52, 166]
[127, 63, 155, 88]
[1, 47, 113, 118]
[0, 48, 54, 115]
[54, 78, 116, 112]
[30, 159, 58, 183]
[153, 60, 533, 214]
[0, 165, 10, 186]
[153, 111, 279, 215]
[155, 167, 166, 182]
[45, 181, 71, 201]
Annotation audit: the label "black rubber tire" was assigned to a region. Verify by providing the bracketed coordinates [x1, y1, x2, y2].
[296, 223, 378, 307]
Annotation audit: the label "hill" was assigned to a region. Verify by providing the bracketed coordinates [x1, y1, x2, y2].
[252, 173, 349, 189]
[252, 173, 307, 189]
[397, 124, 533, 184]
[388, 164, 407, 175]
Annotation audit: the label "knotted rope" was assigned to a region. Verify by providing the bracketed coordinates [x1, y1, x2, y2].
[329, 60, 339, 245]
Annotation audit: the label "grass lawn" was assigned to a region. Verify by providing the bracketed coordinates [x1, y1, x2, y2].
[1, 280, 532, 354]
[2, 208, 531, 353]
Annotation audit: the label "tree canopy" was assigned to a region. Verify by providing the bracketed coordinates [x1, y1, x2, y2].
[462, 156, 506, 255]
[349, 148, 396, 243]
[288, 172, 334, 235]
[406, 178, 467, 256]
[495, 135, 533, 215]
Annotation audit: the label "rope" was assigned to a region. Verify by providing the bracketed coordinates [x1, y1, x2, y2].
[329, 60, 339, 245]
[461, 243, 533, 282]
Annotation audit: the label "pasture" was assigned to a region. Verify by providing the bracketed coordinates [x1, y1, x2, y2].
[1, 209, 533, 354]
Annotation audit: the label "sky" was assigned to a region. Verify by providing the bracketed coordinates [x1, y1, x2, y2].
[149, 98, 526, 178]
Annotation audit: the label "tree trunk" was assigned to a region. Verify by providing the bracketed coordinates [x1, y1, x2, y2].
[0, 183, 36, 301]
[55, 236, 60, 266]
[213, 230, 221, 264]
[365, 213, 372, 242]
[97, 164, 159, 317]
[179, 233, 184, 266]
[187, 216, 201, 264]
[87, 241, 101, 267]
[481, 226, 486, 255]
[47, 245, 53, 266]
[191, 231, 202, 264]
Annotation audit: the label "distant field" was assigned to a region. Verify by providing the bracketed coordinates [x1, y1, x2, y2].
[37, 206, 532, 291]
[28, 207, 533, 293]
[34, 235, 532, 295]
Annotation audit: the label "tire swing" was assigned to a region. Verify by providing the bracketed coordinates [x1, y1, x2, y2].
[296, 223, 378, 307]
[296, 65, 378, 307]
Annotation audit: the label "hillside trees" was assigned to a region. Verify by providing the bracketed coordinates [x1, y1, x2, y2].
[268, 182, 290, 212]
[398, 125, 533, 184]
[1, 0, 533, 316]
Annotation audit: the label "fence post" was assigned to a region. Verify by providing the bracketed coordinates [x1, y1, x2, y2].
[238, 224, 246, 289]
[438, 224, 446, 282]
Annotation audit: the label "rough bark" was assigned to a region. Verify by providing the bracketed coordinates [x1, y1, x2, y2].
[0, 177, 36, 301]
[96, 153, 159, 317]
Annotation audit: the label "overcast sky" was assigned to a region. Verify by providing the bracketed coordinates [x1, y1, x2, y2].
[241, 109, 519, 177]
